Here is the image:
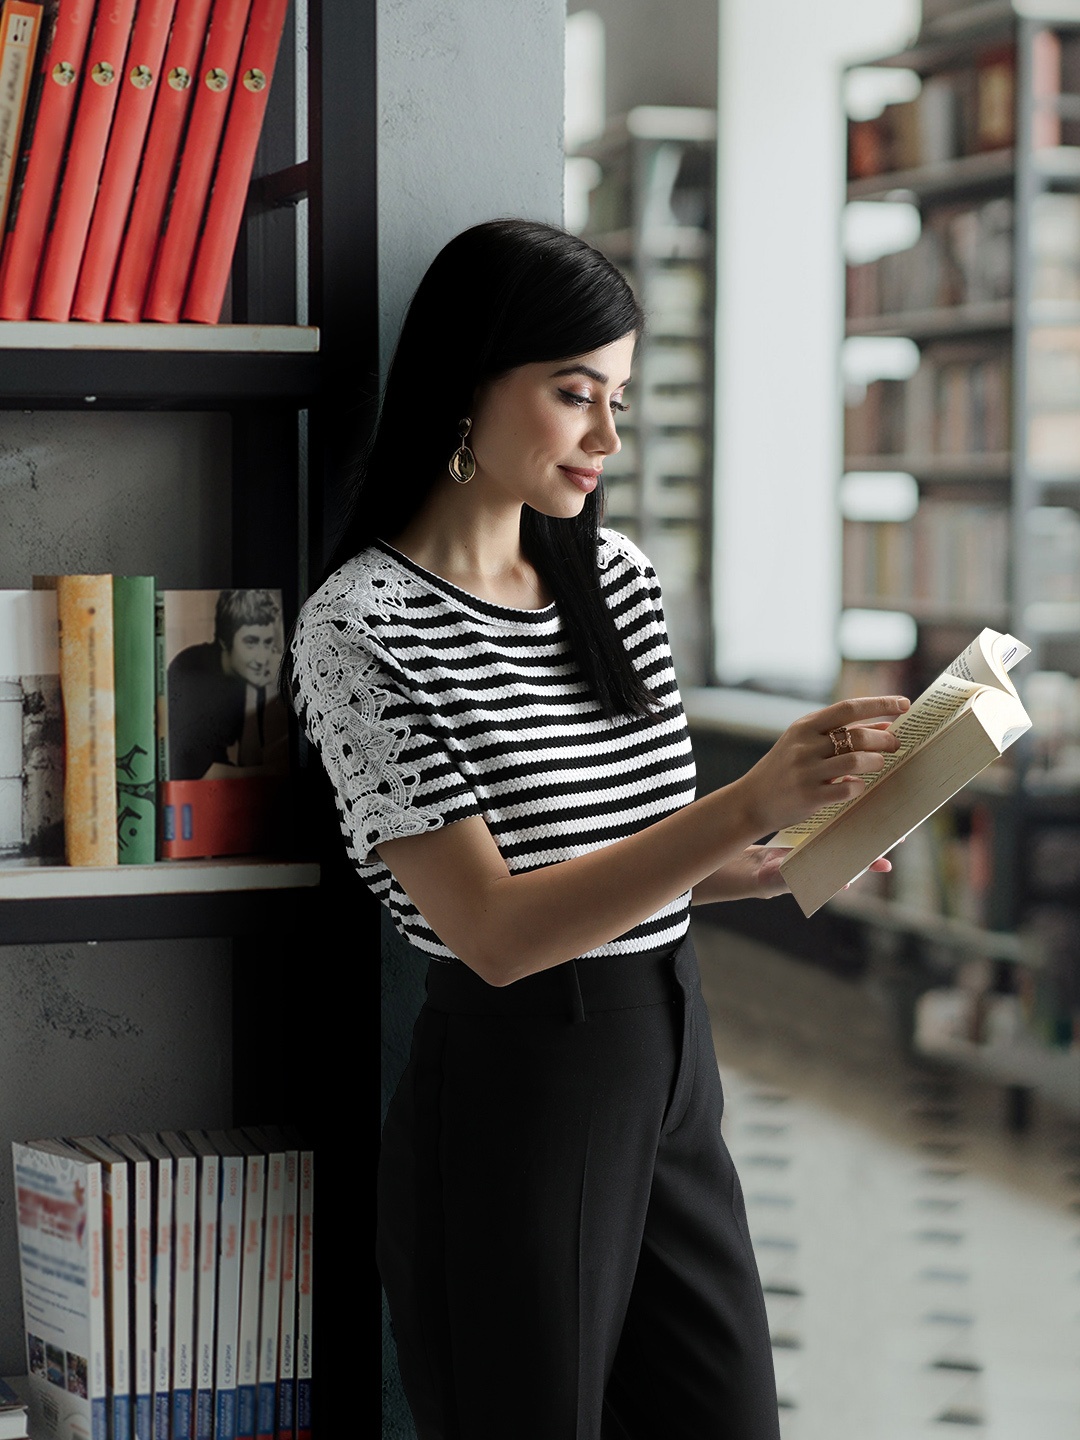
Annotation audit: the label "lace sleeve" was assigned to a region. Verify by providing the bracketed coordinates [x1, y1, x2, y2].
[290, 570, 482, 865]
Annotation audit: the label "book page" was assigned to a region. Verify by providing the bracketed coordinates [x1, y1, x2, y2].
[946, 628, 1029, 696]
[772, 676, 977, 846]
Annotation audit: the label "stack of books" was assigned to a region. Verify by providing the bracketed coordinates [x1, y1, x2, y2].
[12, 1126, 313, 1440]
[0, 580, 290, 866]
[0, 0, 290, 326]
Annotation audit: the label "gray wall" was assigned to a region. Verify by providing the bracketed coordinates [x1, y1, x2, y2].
[0, 412, 236, 1370]
[376, 0, 567, 368]
[374, 1, 567, 1433]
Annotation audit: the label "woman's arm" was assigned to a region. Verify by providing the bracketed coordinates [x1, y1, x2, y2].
[377, 696, 907, 985]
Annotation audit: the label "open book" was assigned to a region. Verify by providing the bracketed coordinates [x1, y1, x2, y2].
[772, 629, 1032, 918]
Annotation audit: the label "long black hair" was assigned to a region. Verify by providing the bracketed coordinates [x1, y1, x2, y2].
[311, 218, 651, 717]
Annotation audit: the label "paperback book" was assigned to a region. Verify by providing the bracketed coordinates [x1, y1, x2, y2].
[11, 1138, 108, 1440]
[773, 628, 1032, 917]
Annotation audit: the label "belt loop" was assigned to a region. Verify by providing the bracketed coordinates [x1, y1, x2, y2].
[567, 959, 587, 1024]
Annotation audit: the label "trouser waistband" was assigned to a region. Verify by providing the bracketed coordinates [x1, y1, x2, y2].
[423, 931, 694, 1022]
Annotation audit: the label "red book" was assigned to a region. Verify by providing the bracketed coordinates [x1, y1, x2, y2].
[70, 0, 178, 322]
[160, 776, 286, 858]
[33, 0, 138, 320]
[0, 0, 96, 320]
[142, 0, 252, 323]
[182, 0, 288, 323]
[106, 0, 215, 322]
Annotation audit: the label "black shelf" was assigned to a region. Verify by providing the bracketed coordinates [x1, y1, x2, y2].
[0, 345, 320, 409]
[0, 885, 317, 944]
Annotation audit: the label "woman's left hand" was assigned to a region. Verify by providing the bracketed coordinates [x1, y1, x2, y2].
[691, 845, 893, 905]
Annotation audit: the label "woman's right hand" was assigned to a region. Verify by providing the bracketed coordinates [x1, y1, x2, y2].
[730, 695, 910, 839]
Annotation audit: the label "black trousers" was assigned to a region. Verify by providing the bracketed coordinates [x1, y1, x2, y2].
[377, 933, 780, 1440]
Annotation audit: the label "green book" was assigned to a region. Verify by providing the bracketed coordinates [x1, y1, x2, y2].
[113, 576, 158, 863]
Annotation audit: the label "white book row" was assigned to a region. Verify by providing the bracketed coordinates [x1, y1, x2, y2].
[11, 1127, 313, 1440]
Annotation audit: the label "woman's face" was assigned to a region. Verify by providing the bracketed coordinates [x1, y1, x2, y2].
[467, 332, 636, 518]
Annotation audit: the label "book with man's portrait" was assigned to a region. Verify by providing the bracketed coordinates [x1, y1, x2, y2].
[157, 587, 289, 859]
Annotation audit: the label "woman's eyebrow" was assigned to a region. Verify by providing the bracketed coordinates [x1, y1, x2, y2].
[551, 364, 631, 386]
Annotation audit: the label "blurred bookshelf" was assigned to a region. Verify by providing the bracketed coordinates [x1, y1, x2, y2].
[837, 1, 1080, 1113]
[568, 105, 717, 688]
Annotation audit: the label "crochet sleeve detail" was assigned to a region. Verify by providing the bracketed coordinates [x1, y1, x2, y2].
[290, 560, 479, 863]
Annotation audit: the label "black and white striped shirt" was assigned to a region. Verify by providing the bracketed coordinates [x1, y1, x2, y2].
[290, 530, 696, 960]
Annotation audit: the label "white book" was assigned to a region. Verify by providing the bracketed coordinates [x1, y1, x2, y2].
[226, 1131, 267, 1440]
[0, 588, 63, 861]
[180, 1131, 220, 1440]
[129, 1133, 174, 1440]
[205, 1132, 245, 1440]
[295, 1149, 313, 1440]
[243, 1128, 285, 1440]
[11, 1138, 108, 1440]
[160, 1132, 198, 1440]
[71, 1137, 133, 1440]
[274, 1145, 299, 1440]
[108, 1136, 154, 1440]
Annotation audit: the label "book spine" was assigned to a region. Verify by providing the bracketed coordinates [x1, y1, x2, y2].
[294, 1151, 312, 1440]
[33, 0, 138, 320]
[182, 0, 288, 323]
[154, 587, 167, 779]
[0, 0, 96, 319]
[56, 573, 119, 866]
[130, 1157, 153, 1440]
[253, 1149, 283, 1440]
[0, 2, 44, 236]
[149, 1150, 174, 1440]
[142, 0, 253, 322]
[213, 1150, 244, 1440]
[170, 1148, 197, 1440]
[193, 1150, 221, 1440]
[274, 1149, 297, 1440]
[113, 575, 158, 864]
[106, 0, 214, 320]
[235, 1153, 265, 1440]
[70, 0, 178, 321]
[160, 775, 283, 860]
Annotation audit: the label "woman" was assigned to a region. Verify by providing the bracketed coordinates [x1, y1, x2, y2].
[289, 218, 906, 1438]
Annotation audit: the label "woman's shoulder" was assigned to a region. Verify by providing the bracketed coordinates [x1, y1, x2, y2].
[597, 527, 656, 578]
[296, 543, 418, 632]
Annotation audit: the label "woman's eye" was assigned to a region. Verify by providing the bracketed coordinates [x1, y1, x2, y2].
[611, 400, 628, 414]
[558, 388, 592, 407]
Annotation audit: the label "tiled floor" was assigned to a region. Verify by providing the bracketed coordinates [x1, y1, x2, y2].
[694, 919, 1080, 1440]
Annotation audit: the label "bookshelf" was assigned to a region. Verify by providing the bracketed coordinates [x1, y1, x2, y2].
[568, 105, 717, 687]
[0, 0, 377, 1395]
[838, 2, 1080, 1112]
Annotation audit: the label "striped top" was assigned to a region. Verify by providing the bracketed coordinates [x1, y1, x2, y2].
[289, 529, 696, 960]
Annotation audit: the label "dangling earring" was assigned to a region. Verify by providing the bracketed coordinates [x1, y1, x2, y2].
[448, 418, 476, 484]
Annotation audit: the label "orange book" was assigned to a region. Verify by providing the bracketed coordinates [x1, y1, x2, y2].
[142, 0, 253, 323]
[182, 0, 288, 324]
[37, 574, 119, 867]
[33, 0, 138, 320]
[0, 2, 44, 237]
[70, 0, 179, 322]
[0, 0, 95, 320]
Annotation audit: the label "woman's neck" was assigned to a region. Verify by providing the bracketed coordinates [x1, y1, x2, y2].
[388, 476, 552, 610]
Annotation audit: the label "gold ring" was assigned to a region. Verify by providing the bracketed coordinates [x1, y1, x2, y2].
[829, 725, 854, 757]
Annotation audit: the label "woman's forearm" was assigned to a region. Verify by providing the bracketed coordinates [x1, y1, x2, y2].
[378, 694, 907, 983]
[382, 775, 764, 984]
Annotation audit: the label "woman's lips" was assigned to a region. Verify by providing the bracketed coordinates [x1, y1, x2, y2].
[559, 466, 600, 493]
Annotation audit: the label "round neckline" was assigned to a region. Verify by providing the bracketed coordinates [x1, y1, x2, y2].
[373, 540, 559, 621]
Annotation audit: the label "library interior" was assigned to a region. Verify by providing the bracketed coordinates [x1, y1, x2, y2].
[0, 1, 1078, 1439]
